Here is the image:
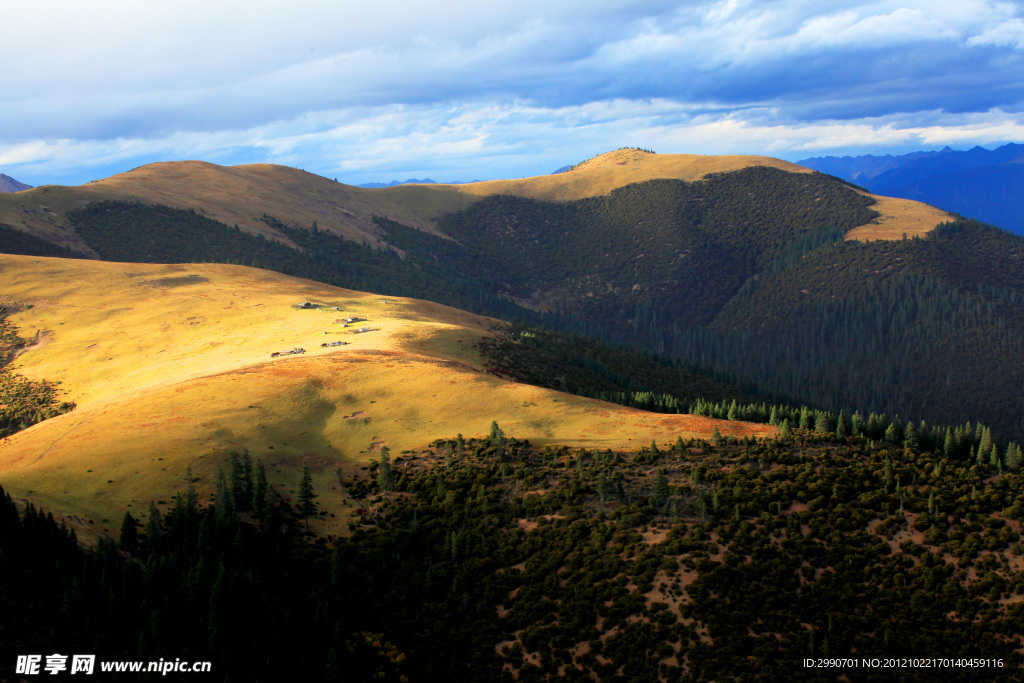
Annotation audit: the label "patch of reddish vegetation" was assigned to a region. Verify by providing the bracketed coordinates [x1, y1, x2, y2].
[642, 527, 668, 545]
[654, 413, 777, 439]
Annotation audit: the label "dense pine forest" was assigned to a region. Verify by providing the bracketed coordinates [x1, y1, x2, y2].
[0, 226, 81, 259]
[479, 323, 1024, 470]
[3, 426, 1023, 681]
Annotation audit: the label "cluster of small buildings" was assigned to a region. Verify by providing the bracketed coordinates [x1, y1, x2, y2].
[269, 303, 378, 358]
[270, 347, 306, 357]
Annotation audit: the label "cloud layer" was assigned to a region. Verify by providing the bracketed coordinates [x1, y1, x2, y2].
[3, 0, 1024, 185]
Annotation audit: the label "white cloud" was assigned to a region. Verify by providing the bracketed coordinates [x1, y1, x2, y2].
[967, 17, 1024, 48]
[4, 99, 1023, 187]
[2, 0, 1024, 184]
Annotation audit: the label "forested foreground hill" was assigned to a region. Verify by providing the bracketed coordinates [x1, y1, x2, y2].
[4, 428, 1024, 682]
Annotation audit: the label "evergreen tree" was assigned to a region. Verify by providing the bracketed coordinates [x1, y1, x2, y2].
[980, 427, 993, 456]
[695, 496, 710, 525]
[769, 406, 779, 426]
[727, 400, 737, 421]
[651, 473, 669, 508]
[184, 467, 198, 513]
[299, 462, 317, 527]
[489, 421, 505, 446]
[884, 422, 898, 444]
[780, 418, 792, 438]
[867, 413, 880, 438]
[595, 473, 610, 504]
[228, 449, 253, 511]
[378, 447, 395, 493]
[1007, 443, 1022, 470]
[119, 511, 139, 554]
[904, 421, 919, 450]
[254, 459, 269, 517]
[814, 411, 830, 434]
[144, 500, 163, 557]
[943, 427, 955, 458]
[799, 406, 812, 431]
[851, 411, 863, 435]
[214, 468, 233, 522]
[835, 411, 847, 439]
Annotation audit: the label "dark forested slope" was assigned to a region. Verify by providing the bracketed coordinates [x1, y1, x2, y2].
[685, 220, 1024, 438]
[437, 167, 875, 324]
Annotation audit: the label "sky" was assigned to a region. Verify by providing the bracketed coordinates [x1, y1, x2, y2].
[3, 0, 1024, 186]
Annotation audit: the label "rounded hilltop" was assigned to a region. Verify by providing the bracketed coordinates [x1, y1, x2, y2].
[433, 147, 950, 240]
[436, 148, 814, 202]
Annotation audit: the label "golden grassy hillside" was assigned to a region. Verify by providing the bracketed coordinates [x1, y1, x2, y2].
[0, 162, 475, 252]
[0, 255, 772, 538]
[431, 148, 813, 201]
[844, 193, 953, 241]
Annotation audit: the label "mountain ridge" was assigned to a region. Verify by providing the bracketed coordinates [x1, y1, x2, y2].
[0, 173, 32, 193]
[0, 150, 948, 258]
[799, 143, 1024, 233]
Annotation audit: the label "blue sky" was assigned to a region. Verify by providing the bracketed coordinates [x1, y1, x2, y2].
[3, 0, 1024, 186]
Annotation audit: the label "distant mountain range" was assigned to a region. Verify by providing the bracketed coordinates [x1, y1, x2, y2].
[357, 178, 481, 188]
[357, 178, 440, 188]
[798, 143, 1024, 233]
[358, 170, 579, 188]
[0, 173, 32, 193]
